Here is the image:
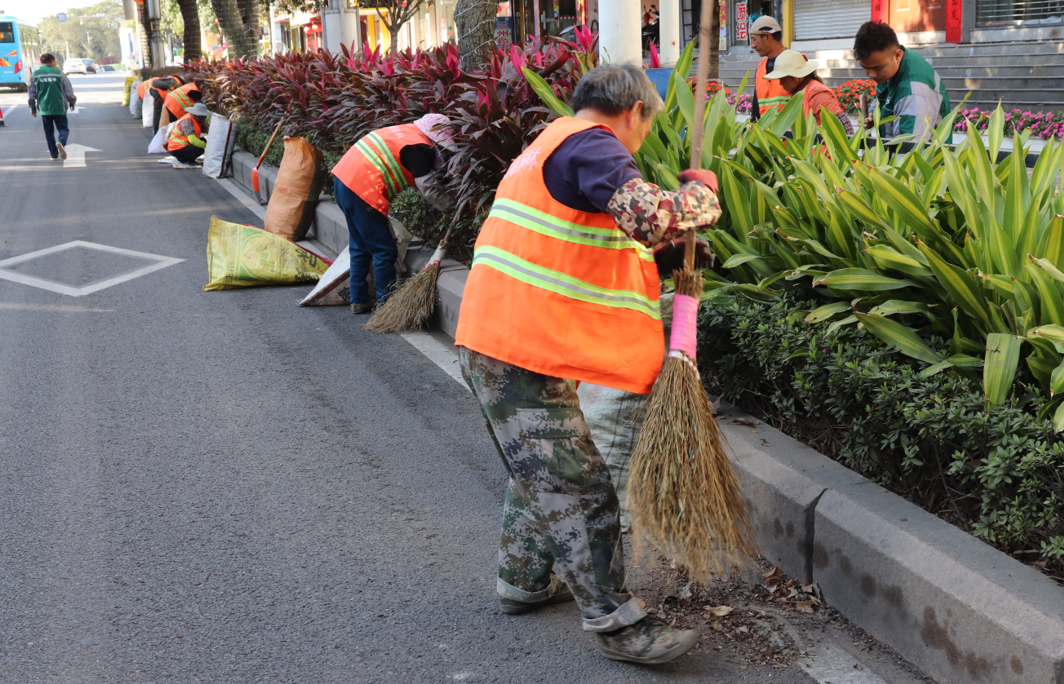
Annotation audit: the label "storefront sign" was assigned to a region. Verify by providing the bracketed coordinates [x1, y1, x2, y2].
[871, 0, 887, 22]
[495, 16, 513, 49]
[945, 0, 963, 42]
[735, 1, 748, 40]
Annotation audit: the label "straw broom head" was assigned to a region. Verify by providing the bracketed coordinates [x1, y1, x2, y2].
[627, 266, 759, 583]
[364, 229, 451, 334]
[362, 261, 442, 333]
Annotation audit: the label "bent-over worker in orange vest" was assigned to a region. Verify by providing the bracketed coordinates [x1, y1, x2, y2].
[331, 113, 456, 314]
[146, 75, 183, 134]
[160, 82, 201, 129]
[454, 63, 722, 665]
[762, 50, 855, 134]
[165, 101, 208, 166]
[750, 16, 793, 120]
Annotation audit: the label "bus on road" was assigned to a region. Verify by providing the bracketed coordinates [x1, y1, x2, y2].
[0, 16, 40, 91]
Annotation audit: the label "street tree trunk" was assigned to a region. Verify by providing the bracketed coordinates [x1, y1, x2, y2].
[453, 0, 496, 70]
[709, 0, 719, 79]
[210, 0, 260, 60]
[178, 0, 203, 62]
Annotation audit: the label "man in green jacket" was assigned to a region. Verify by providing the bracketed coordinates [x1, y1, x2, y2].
[27, 53, 77, 161]
[853, 22, 951, 143]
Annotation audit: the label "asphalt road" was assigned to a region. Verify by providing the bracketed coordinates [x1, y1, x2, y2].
[0, 74, 838, 683]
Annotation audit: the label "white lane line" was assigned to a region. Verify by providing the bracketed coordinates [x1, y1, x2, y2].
[796, 642, 890, 684]
[399, 332, 468, 390]
[216, 177, 266, 220]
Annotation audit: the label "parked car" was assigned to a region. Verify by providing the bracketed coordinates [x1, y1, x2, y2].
[101, 64, 116, 72]
[81, 58, 98, 74]
[63, 58, 87, 75]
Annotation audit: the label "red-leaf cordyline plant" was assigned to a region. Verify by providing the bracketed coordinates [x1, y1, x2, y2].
[187, 35, 599, 220]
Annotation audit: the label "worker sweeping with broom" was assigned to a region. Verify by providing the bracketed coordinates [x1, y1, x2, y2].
[331, 113, 457, 315]
[454, 63, 725, 664]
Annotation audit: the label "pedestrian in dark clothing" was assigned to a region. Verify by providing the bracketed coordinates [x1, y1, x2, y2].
[27, 53, 77, 161]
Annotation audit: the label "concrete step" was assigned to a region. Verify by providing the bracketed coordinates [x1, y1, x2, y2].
[940, 76, 1064, 91]
[910, 40, 1064, 58]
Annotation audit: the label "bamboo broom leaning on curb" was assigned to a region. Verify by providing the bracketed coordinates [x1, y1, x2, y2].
[627, 0, 759, 583]
[363, 227, 453, 333]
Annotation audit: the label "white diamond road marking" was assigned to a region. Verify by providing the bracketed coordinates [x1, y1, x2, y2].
[0, 241, 184, 297]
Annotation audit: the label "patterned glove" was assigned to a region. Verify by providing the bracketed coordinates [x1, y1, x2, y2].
[677, 169, 719, 194]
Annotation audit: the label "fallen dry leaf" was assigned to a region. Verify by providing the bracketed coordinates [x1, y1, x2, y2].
[732, 417, 761, 427]
[763, 567, 784, 582]
[761, 439, 772, 447]
[710, 395, 722, 415]
[793, 601, 815, 614]
[705, 605, 734, 617]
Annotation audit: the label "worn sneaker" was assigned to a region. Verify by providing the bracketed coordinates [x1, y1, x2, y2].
[350, 301, 374, 315]
[499, 575, 574, 615]
[56, 142, 67, 160]
[596, 616, 699, 664]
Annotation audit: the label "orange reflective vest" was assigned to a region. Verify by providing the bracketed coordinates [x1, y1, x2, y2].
[454, 117, 664, 394]
[331, 123, 432, 215]
[136, 77, 156, 100]
[755, 57, 793, 116]
[164, 83, 200, 119]
[166, 114, 202, 151]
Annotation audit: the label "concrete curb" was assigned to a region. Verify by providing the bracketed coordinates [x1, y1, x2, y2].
[224, 148, 1064, 684]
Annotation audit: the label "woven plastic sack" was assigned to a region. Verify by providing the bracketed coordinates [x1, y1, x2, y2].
[300, 248, 351, 306]
[264, 137, 325, 241]
[204, 217, 329, 291]
[129, 84, 142, 118]
[123, 76, 135, 107]
[202, 112, 236, 179]
[141, 89, 153, 127]
[148, 123, 174, 154]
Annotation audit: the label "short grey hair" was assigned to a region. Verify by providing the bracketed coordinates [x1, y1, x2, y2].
[570, 63, 665, 121]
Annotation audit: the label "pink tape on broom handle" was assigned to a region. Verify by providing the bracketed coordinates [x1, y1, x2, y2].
[669, 294, 699, 360]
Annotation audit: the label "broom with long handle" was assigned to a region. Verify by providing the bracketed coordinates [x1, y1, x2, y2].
[626, 0, 759, 583]
[252, 118, 285, 194]
[363, 227, 452, 333]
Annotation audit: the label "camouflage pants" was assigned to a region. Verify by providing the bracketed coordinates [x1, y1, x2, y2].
[459, 347, 647, 632]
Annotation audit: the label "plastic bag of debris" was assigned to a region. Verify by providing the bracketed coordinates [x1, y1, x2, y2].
[148, 123, 174, 154]
[204, 216, 329, 291]
[264, 137, 325, 242]
[300, 248, 351, 306]
[129, 83, 142, 118]
[141, 88, 153, 128]
[202, 112, 236, 179]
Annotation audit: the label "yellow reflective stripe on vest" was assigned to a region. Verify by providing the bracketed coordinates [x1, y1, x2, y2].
[354, 139, 401, 197]
[173, 89, 193, 109]
[356, 132, 409, 198]
[490, 198, 655, 263]
[760, 96, 790, 108]
[471, 245, 661, 319]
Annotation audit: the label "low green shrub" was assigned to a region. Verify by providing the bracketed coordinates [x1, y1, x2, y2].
[699, 293, 1064, 570]
[389, 188, 483, 266]
[233, 120, 342, 197]
[233, 119, 284, 167]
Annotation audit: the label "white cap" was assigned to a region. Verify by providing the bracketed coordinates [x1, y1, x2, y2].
[750, 16, 783, 34]
[762, 50, 818, 80]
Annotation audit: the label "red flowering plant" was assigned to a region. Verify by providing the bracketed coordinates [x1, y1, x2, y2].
[686, 77, 731, 99]
[833, 79, 876, 113]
